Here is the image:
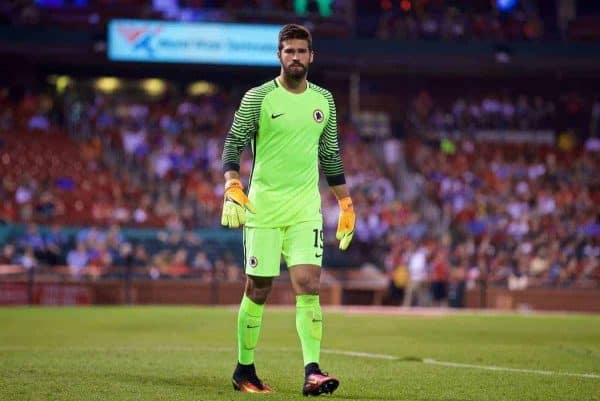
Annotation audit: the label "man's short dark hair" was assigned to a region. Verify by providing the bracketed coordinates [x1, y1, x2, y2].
[278, 24, 312, 51]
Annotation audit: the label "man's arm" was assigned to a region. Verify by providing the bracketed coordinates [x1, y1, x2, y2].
[224, 170, 241, 182]
[330, 183, 354, 250]
[221, 90, 259, 228]
[330, 184, 350, 201]
[318, 90, 346, 187]
[222, 90, 258, 174]
[318, 91, 355, 250]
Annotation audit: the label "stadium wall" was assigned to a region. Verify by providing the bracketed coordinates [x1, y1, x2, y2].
[465, 288, 600, 313]
[1, 280, 599, 312]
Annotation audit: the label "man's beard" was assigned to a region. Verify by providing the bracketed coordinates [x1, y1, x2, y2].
[283, 62, 308, 80]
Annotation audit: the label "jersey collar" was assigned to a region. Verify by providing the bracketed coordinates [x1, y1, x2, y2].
[275, 77, 309, 95]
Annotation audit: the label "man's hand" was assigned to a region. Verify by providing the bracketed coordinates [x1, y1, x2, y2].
[221, 179, 256, 228]
[335, 196, 355, 251]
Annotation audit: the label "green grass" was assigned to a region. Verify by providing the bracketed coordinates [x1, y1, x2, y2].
[1, 307, 599, 401]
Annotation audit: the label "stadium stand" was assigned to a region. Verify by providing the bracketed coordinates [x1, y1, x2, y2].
[0, 0, 599, 308]
[1, 80, 598, 301]
[3, 0, 598, 41]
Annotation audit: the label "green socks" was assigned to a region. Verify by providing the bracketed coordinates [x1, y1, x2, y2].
[237, 294, 322, 367]
[237, 295, 265, 365]
[296, 294, 322, 366]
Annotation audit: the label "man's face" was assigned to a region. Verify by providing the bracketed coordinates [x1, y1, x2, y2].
[278, 39, 313, 80]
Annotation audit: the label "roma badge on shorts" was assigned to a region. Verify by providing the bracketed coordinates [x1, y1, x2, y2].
[313, 109, 324, 123]
[249, 256, 258, 268]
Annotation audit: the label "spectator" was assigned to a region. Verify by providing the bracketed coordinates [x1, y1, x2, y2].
[430, 246, 449, 307]
[191, 251, 213, 279]
[0, 244, 17, 264]
[16, 247, 38, 270]
[167, 248, 190, 277]
[67, 242, 89, 277]
[403, 243, 429, 307]
[43, 223, 67, 265]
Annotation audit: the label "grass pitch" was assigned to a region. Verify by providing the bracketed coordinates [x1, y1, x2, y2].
[1, 306, 599, 401]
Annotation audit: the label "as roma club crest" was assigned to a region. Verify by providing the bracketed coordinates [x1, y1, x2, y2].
[313, 109, 324, 123]
[249, 256, 258, 268]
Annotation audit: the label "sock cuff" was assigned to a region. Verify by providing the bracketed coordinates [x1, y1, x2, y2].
[296, 294, 320, 307]
[241, 295, 265, 316]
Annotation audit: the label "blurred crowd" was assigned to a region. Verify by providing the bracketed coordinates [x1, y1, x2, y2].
[3, 0, 354, 38]
[1, 222, 243, 281]
[0, 82, 598, 296]
[383, 138, 599, 306]
[375, 1, 545, 42]
[407, 89, 595, 137]
[409, 91, 554, 132]
[7, 0, 599, 42]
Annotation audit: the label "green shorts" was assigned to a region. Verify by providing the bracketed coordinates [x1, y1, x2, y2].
[243, 220, 323, 277]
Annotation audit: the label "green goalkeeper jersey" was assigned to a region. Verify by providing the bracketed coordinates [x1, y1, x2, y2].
[222, 78, 346, 228]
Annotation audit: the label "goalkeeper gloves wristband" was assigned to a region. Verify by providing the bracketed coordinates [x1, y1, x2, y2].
[336, 196, 355, 251]
[221, 178, 256, 228]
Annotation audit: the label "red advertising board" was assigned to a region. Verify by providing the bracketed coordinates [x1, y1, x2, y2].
[0, 283, 91, 305]
[0, 282, 29, 305]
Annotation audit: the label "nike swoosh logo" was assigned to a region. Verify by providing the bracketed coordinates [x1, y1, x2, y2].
[247, 325, 260, 329]
[315, 253, 322, 258]
[271, 113, 285, 119]
[312, 319, 322, 323]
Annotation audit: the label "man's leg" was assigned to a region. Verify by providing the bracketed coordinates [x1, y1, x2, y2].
[237, 276, 272, 365]
[233, 226, 282, 393]
[403, 280, 414, 307]
[290, 265, 339, 396]
[233, 275, 274, 393]
[290, 265, 322, 367]
[283, 220, 338, 396]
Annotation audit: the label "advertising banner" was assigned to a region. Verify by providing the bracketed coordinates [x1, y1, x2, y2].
[108, 19, 281, 66]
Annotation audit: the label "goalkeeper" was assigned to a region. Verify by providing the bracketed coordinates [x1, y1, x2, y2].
[221, 24, 354, 396]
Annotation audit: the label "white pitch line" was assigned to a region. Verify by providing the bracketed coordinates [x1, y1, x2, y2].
[422, 358, 600, 379]
[2, 345, 598, 379]
[320, 349, 600, 380]
[321, 349, 398, 360]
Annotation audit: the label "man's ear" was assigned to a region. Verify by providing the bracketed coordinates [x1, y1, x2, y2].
[309, 51, 314, 64]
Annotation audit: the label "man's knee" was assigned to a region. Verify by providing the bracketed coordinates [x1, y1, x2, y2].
[293, 268, 321, 295]
[245, 276, 274, 304]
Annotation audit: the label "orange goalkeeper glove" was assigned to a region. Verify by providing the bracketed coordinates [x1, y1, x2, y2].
[221, 178, 256, 228]
[336, 196, 355, 251]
